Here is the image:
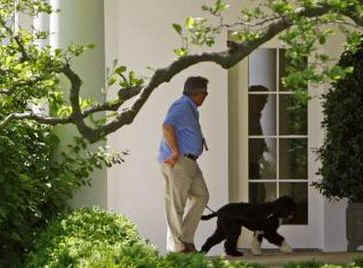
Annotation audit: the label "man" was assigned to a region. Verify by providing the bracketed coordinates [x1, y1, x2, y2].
[158, 76, 210, 253]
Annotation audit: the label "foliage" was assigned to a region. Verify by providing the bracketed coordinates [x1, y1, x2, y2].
[89, 249, 266, 268]
[313, 35, 363, 202]
[25, 207, 142, 268]
[0, 120, 126, 267]
[176, 0, 360, 96]
[283, 260, 325, 268]
[353, 256, 363, 267]
[0, 121, 58, 267]
[283, 258, 363, 268]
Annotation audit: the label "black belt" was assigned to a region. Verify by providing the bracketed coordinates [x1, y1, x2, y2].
[184, 153, 198, 161]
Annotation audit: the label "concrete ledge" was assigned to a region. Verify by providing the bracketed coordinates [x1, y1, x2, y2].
[218, 251, 363, 268]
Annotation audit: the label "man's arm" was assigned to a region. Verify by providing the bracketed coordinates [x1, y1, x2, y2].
[162, 123, 180, 167]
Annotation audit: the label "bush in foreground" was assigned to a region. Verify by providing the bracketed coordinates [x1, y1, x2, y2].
[0, 120, 125, 266]
[283, 258, 363, 268]
[25, 207, 266, 268]
[25, 207, 142, 267]
[26, 207, 363, 268]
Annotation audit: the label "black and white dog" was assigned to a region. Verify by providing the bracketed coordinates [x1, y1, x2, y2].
[200, 196, 297, 256]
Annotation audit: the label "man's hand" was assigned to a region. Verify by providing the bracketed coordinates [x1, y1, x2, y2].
[164, 151, 180, 167]
[162, 123, 180, 167]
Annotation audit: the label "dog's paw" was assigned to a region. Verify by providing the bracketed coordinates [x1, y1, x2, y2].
[280, 241, 293, 253]
[250, 236, 262, 255]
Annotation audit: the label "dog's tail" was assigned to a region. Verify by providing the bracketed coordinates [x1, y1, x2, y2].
[201, 212, 218, 220]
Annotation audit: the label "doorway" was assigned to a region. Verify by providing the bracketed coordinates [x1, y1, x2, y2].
[228, 46, 323, 249]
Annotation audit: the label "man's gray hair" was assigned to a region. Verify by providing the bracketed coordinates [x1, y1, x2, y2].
[183, 76, 209, 96]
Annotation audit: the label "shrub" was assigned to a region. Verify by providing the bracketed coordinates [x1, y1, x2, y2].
[0, 121, 63, 267]
[313, 35, 363, 202]
[86, 250, 266, 268]
[352, 256, 363, 267]
[283, 260, 325, 268]
[25, 207, 143, 267]
[160, 254, 266, 268]
[0, 120, 125, 267]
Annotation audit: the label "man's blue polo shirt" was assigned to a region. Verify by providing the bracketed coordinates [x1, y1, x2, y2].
[158, 95, 204, 163]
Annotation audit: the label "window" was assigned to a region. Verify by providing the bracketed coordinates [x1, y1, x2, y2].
[248, 48, 308, 225]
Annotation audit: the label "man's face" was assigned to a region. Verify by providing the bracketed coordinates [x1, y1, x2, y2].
[193, 90, 208, 107]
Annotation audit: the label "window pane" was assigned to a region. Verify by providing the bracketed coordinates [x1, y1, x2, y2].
[279, 94, 307, 135]
[249, 138, 276, 180]
[249, 94, 276, 136]
[249, 182, 276, 203]
[279, 49, 308, 91]
[280, 183, 308, 224]
[279, 138, 308, 180]
[249, 48, 276, 92]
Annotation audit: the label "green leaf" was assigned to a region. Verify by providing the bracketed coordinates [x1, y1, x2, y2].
[185, 17, 195, 29]
[201, 5, 210, 11]
[54, 48, 63, 56]
[57, 105, 72, 117]
[129, 71, 136, 83]
[319, 35, 327, 45]
[214, 0, 229, 14]
[173, 48, 188, 57]
[114, 66, 127, 75]
[172, 24, 182, 35]
[108, 76, 117, 86]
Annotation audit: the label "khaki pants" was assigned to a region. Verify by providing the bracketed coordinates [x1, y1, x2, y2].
[161, 156, 209, 252]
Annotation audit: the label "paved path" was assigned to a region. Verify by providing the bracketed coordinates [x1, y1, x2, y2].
[221, 251, 363, 267]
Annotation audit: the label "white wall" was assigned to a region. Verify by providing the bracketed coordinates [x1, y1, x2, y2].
[104, 0, 242, 255]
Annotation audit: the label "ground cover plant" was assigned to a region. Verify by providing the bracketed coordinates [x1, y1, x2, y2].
[25, 207, 142, 267]
[284, 257, 363, 268]
[25, 207, 267, 268]
[25, 207, 363, 267]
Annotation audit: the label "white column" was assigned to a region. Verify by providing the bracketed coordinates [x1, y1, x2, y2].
[49, 0, 107, 209]
[33, 12, 49, 47]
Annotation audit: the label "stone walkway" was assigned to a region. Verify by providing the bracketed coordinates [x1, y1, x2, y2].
[221, 251, 363, 267]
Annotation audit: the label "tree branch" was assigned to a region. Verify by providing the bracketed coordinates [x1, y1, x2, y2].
[0, 112, 71, 128]
[82, 86, 143, 117]
[0, 18, 30, 62]
[221, 15, 282, 29]
[84, 4, 362, 143]
[2, 2, 363, 143]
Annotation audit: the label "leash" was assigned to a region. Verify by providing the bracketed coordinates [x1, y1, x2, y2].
[205, 205, 217, 214]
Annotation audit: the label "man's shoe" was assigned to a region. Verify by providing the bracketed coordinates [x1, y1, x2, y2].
[180, 242, 197, 253]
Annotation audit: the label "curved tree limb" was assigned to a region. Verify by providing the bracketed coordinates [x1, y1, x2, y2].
[82, 86, 143, 117]
[0, 111, 72, 128]
[1, 3, 363, 143]
[84, 5, 335, 143]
